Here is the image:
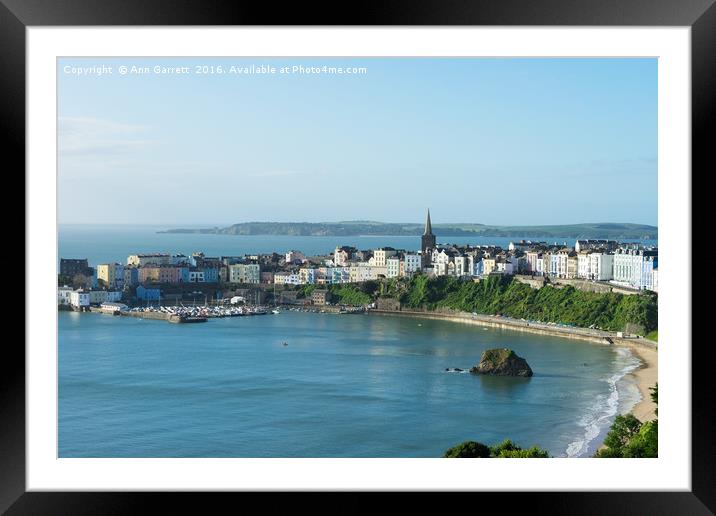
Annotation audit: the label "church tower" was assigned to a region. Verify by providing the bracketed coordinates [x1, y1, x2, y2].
[421, 209, 436, 267]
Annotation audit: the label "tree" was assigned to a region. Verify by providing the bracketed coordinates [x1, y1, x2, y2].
[443, 441, 491, 458]
[444, 439, 549, 458]
[622, 420, 658, 458]
[602, 414, 642, 453]
[595, 382, 658, 458]
[490, 439, 550, 458]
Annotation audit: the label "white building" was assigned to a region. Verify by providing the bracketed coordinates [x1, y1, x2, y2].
[299, 268, 317, 285]
[577, 252, 591, 279]
[285, 250, 306, 264]
[432, 249, 456, 276]
[171, 254, 196, 266]
[69, 290, 90, 309]
[274, 272, 301, 285]
[386, 257, 401, 278]
[496, 259, 516, 275]
[372, 248, 397, 267]
[454, 255, 470, 277]
[333, 247, 355, 267]
[127, 253, 171, 267]
[58, 286, 73, 306]
[589, 253, 614, 281]
[524, 251, 541, 274]
[404, 254, 421, 275]
[613, 249, 657, 289]
[331, 267, 350, 284]
[649, 268, 658, 293]
[348, 263, 386, 282]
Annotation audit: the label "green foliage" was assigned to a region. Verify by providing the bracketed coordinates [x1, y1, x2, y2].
[396, 275, 658, 333]
[443, 441, 492, 458]
[599, 414, 643, 456]
[481, 349, 515, 367]
[327, 284, 372, 306]
[622, 420, 658, 458]
[298, 285, 317, 298]
[444, 439, 549, 458]
[490, 439, 550, 458]
[595, 383, 658, 458]
[646, 330, 658, 342]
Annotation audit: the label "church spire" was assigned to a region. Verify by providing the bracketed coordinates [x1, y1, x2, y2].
[423, 209, 433, 236]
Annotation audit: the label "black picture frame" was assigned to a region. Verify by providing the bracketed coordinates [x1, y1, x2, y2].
[3, 0, 709, 513]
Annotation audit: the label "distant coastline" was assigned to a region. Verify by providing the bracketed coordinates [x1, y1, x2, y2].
[158, 221, 658, 240]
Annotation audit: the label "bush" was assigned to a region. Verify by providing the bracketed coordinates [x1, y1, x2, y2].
[444, 439, 549, 458]
[595, 383, 658, 458]
[443, 441, 491, 458]
[327, 284, 372, 306]
[490, 439, 550, 458]
[623, 420, 658, 458]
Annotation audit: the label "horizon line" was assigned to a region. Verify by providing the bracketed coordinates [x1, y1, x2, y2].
[58, 221, 659, 228]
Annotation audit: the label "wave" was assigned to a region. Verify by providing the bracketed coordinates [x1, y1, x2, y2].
[565, 347, 642, 457]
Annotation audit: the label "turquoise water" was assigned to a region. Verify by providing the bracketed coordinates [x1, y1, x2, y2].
[58, 224, 658, 267]
[58, 311, 641, 458]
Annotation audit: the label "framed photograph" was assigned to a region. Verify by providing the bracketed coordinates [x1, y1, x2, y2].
[5, 0, 711, 513]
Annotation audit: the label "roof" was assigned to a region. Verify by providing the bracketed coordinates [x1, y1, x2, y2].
[423, 209, 433, 236]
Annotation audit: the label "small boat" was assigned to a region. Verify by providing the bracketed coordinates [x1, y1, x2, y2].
[272, 309, 280, 315]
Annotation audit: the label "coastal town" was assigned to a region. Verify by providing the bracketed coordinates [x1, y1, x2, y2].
[53, 55, 664, 464]
[58, 211, 658, 313]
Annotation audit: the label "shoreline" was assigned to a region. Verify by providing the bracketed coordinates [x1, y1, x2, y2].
[367, 308, 658, 453]
[620, 343, 658, 422]
[368, 308, 657, 348]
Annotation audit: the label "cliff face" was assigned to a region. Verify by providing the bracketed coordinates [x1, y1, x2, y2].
[470, 348, 533, 377]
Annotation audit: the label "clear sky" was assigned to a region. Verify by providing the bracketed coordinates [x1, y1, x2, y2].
[58, 57, 657, 226]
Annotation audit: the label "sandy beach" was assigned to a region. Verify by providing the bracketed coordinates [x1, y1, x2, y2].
[616, 341, 658, 422]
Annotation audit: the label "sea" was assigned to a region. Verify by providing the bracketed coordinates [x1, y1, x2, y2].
[57, 224, 649, 458]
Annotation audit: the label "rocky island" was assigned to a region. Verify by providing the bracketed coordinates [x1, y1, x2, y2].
[470, 348, 533, 377]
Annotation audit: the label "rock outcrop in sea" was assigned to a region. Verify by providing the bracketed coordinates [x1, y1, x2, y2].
[470, 348, 533, 377]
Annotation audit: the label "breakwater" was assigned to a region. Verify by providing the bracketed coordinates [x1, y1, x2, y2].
[123, 310, 171, 321]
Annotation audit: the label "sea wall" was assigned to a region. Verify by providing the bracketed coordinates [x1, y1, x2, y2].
[369, 308, 657, 349]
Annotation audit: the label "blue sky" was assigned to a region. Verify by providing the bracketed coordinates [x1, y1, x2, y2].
[58, 57, 657, 226]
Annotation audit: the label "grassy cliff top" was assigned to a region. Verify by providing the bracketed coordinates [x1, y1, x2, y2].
[481, 348, 516, 365]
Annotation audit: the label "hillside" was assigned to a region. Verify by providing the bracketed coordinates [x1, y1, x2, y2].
[160, 221, 657, 239]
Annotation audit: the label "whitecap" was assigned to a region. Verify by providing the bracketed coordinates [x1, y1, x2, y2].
[565, 347, 642, 457]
